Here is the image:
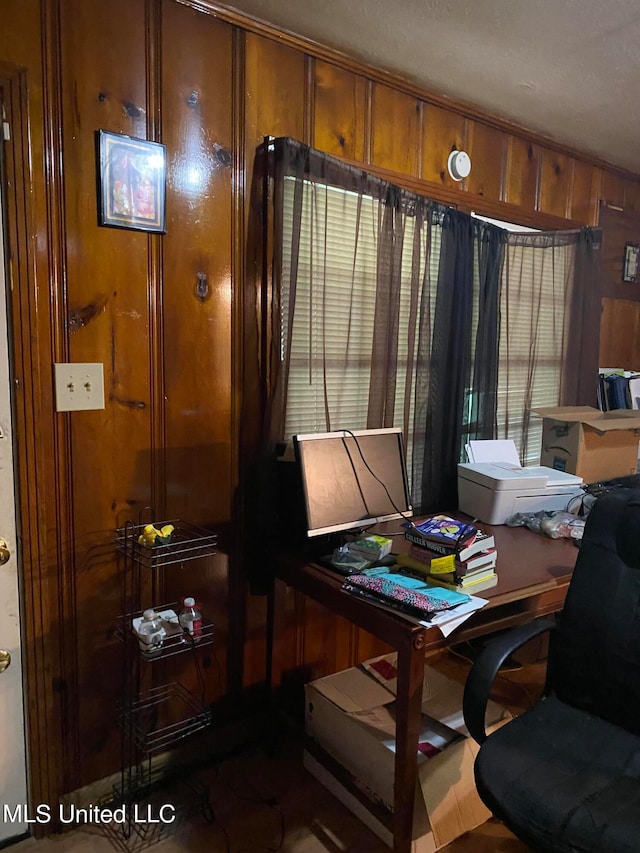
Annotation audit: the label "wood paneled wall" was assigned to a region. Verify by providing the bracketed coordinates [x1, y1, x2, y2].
[598, 204, 640, 367]
[3, 0, 640, 811]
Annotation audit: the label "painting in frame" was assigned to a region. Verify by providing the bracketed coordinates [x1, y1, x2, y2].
[97, 130, 166, 233]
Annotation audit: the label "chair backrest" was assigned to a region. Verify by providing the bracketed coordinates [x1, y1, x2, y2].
[547, 487, 640, 735]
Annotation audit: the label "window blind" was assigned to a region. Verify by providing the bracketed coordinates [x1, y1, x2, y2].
[497, 240, 575, 464]
[281, 176, 441, 479]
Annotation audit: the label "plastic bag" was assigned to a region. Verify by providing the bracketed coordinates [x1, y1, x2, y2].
[505, 510, 585, 540]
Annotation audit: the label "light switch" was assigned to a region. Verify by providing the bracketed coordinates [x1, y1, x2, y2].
[54, 363, 105, 412]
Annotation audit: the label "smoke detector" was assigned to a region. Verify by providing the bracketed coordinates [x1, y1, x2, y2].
[447, 150, 471, 181]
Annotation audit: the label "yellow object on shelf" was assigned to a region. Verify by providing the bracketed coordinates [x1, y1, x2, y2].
[137, 523, 175, 547]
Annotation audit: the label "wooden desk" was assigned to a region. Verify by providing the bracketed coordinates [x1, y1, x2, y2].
[268, 522, 578, 853]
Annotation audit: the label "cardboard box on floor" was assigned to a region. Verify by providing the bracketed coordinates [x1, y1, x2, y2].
[533, 406, 640, 483]
[304, 655, 508, 852]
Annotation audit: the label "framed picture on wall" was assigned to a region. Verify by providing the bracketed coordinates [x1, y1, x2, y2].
[623, 241, 639, 283]
[97, 130, 167, 233]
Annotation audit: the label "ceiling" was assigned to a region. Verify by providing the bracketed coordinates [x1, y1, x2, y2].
[223, 0, 640, 175]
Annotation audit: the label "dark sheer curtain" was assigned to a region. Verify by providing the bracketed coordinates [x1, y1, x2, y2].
[421, 212, 505, 511]
[423, 211, 475, 511]
[471, 223, 506, 435]
[252, 137, 505, 524]
[561, 227, 602, 406]
[498, 227, 602, 462]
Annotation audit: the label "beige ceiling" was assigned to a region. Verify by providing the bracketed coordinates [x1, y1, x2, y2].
[223, 0, 640, 175]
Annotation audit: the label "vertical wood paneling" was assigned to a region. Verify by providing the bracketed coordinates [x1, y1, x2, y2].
[161, 2, 233, 524]
[598, 205, 640, 371]
[599, 298, 640, 368]
[60, 0, 151, 787]
[370, 82, 420, 174]
[302, 602, 352, 679]
[599, 204, 640, 300]
[244, 33, 306, 152]
[421, 103, 466, 187]
[466, 122, 506, 201]
[602, 170, 626, 208]
[624, 181, 640, 214]
[160, 0, 234, 705]
[570, 158, 599, 225]
[355, 629, 392, 665]
[313, 59, 366, 161]
[539, 149, 572, 218]
[7, 0, 640, 814]
[504, 136, 539, 211]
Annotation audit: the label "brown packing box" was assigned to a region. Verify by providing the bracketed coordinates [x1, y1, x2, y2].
[304, 658, 509, 851]
[533, 406, 640, 484]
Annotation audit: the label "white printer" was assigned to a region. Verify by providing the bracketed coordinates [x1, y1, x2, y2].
[457, 441, 584, 525]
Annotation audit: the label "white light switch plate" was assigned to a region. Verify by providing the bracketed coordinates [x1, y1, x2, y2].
[54, 363, 105, 412]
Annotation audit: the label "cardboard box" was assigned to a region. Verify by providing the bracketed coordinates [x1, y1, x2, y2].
[304, 659, 507, 851]
[534, 406, 640, 483]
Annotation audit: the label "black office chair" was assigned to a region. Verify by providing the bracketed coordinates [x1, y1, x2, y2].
[463, 488, 640, 853]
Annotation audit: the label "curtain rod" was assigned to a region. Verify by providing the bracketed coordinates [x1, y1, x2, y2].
[261, 136, 601, 243]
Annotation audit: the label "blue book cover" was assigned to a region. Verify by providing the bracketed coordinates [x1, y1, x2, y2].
[403, 515, 477, 549]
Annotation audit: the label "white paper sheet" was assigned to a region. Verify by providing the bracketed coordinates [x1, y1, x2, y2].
[467, 439, 520, 465]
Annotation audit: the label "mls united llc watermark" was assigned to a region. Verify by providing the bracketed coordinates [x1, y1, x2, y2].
[4, 803, 176, 825]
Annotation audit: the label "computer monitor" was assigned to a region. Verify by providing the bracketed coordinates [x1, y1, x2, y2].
[292, 428, 413, 538]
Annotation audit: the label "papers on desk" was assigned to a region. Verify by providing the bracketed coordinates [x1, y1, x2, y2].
[427, 595, 488, 637]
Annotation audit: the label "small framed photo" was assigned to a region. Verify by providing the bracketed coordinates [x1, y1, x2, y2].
[97, 130, 166, 233]
[623, 242, 639, 283]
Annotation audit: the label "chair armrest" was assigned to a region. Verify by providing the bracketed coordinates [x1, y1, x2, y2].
[462, 618, 556, 745]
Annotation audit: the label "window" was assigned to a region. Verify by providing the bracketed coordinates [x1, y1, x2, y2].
[280, 176, 440, 483]
[473, 213, 575, 464]
[498, 239, 576, 464]
[258, 137, 600, 514]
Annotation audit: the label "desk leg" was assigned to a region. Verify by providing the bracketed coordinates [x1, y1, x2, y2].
[266, 576, 290, 693]
[394, 627, 427, 853]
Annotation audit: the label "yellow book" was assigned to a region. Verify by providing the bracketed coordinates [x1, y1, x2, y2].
[426, 571, 498, 594]
[396, 552, 457, 575]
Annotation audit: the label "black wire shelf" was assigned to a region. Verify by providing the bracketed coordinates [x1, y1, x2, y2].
[116, 519, 217, 569]
[115, 602, 215, 660]
[108, 766, 213, 846]
[117, 682, 212, 755]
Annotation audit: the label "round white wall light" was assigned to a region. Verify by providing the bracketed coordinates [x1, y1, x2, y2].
[447, 150, 471, 181]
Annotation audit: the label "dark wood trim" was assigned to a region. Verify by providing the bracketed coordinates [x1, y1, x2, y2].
[304, 54, 314, 146]
[416, 100, 424, 181]
[146, 0, 166, 525]
[364, 79, 373, 166]
[0, 61, 66, 830]
[42, 0, 81, 804]
[177, 0, 640, 182]
[229, 24, 246, 697]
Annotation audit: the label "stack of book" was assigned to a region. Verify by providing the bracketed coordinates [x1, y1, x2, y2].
[398, 514, 498, 593]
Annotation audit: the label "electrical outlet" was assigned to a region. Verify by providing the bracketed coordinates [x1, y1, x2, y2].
[54, 363, 105, 412]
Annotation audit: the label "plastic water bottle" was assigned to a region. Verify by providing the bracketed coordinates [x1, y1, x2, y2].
[135, 608, 166, 656]
[178, 597, 202, 642]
